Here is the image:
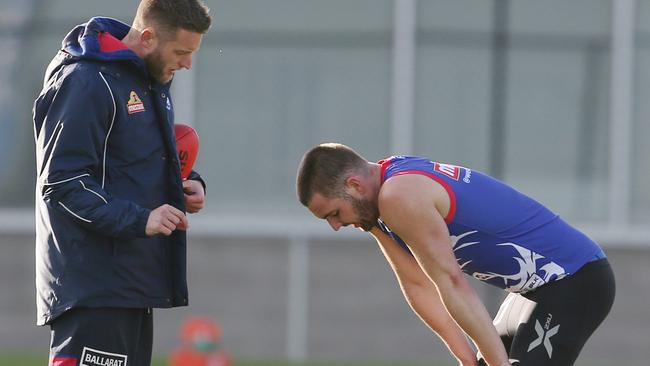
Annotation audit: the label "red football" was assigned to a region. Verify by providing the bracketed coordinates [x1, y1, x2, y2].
[175, 123, 200, 180]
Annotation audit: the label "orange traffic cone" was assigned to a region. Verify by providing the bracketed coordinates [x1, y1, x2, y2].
[169, 317, 232, 366]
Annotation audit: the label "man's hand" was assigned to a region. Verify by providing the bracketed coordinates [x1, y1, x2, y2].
[183, 179, 205, 214]
[477, 356, 512, 366]
[146, 204, 189, 236]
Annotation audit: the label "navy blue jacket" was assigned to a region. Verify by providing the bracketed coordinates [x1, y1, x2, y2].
[33, 17, 202, 325]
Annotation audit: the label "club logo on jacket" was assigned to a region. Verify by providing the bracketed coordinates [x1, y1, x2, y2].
[126, 91, 145, 114]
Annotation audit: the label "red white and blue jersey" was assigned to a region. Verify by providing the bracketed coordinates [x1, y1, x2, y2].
[377, 156, 605, 293]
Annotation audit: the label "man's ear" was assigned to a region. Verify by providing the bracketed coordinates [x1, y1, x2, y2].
[344, 176, 364, 195]
[140, 28, 158, 52]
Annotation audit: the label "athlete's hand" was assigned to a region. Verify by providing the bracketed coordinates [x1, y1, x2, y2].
[475, 357, 512, 366]
[146, 204, 189, 236]
[183, 179, 205, 214]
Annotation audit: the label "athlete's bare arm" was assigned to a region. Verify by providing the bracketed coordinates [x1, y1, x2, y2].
[369, 226, 478, 366]
[378, 174, 510, 366]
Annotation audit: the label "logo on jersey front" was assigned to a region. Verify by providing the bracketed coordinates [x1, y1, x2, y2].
[450, 231, 567, 293]
[528, 313, 560, 358]
[80, 347, 127, 366]
[126, 91, 145, 114]
[433, 162, 461, 181]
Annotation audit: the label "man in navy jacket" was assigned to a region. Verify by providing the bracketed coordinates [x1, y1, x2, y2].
[32, 1, 211, 364]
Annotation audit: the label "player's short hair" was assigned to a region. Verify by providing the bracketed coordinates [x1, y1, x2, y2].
[134, 0, 212, 37]
[296, 143, 369, 206]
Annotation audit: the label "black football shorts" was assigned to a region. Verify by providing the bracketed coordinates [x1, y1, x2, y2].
[49, 307, 153, 366]
[486, 258, 615, 366]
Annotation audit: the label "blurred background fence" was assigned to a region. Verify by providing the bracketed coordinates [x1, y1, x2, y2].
[0, 0, 649, 365]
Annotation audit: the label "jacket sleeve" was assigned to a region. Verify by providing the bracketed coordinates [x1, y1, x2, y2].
[187, 170, 206, 193]
[35, 67, 150, 238]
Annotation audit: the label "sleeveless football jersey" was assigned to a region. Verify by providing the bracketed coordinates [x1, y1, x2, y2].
[377, 156, 604, 293]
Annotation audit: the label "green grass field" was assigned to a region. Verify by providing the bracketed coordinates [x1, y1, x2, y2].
[0, 354, 443, 366]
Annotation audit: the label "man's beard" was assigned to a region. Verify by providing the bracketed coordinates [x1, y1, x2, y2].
[143, 48, 168, 83]
[347, 194, 379, 232]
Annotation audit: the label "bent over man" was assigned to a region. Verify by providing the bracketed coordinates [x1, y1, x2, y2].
[296, 143, 615, 366]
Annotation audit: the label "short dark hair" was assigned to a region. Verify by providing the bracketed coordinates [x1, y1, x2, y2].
[296, 143, 369, 206]
[135, 0, 212, 35]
